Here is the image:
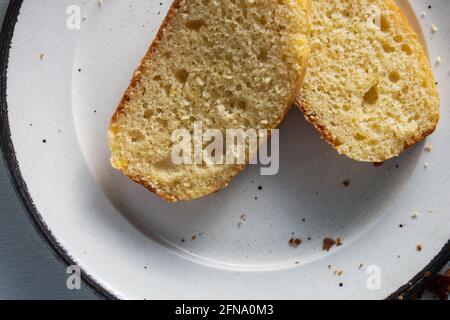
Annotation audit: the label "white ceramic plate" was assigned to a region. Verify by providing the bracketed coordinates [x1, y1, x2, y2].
[1, 0, 449, 300]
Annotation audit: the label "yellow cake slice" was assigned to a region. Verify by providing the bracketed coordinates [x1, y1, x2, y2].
[109, 0, 311, 201]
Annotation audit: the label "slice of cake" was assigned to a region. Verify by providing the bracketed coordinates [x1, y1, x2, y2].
[109, 0, 311, 201]
[297, 0, 440, 162]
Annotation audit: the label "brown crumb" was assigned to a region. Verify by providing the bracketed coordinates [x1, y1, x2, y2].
[289, 238, 302, 248]
[424, 144, 433, 153]
[416, 244, 423, 252]
[323, 237, 336, 251]
[373, 162, 384, 167]
[294, 261, 300, 265]
[237, 214, 246, 228]
[336, 238, 343, 247]
[192, 235, 197, 241]
[39, 53, 45, 61]
[425, 269, 450, 300]
[333, 269, 343, 276]
[411, 290, 424, 300]
[342, 179, 351, 187]
[358, 264, 364, 270]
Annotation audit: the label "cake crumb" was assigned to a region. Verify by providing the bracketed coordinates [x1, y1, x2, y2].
[424, 144, 433, 153]
[373, 162, 384, 167]
[323, 237, 343, 251]
[425, 269, 450, 300]
[323, 238, 336, 251]
[416, 243, 423, 252]
[431, 24, 438, 33]
[289, 238, 302, 248]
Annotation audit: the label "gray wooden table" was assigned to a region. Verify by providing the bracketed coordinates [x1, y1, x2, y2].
[0, 0, 447, 300]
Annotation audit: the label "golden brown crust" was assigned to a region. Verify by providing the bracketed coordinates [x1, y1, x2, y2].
[109, 0, 187, 201]
[295, 0, 440, 163]
[110, 0, 183, 126]
[128, 174, 179, 202]
[296, 96, 342, 149]
[130, 164, 247, 202]
[297, 94, 438, 162]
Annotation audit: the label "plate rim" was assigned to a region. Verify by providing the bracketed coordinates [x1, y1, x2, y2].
[0, 0, 116, 300]
[0, 0, 448, 300]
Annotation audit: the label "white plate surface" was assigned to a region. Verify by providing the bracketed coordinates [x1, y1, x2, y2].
[1, 0, 449, 299]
